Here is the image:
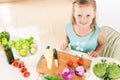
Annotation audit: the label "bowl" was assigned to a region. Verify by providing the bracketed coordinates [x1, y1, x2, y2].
[90, 57, 120, 80]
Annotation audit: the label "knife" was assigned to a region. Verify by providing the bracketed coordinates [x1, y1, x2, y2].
[53, 48, 58, 67]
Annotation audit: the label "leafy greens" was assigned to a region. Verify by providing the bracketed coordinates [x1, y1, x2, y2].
[93, 59, 120, 79]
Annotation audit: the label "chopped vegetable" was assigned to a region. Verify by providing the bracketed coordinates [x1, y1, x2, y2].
[10, 36, 36, 57]
[30, 48, 37, 55]
[19, 49, 27, 57]
[10, 36, 34, 50]
[23, 71, 30, 78]
[44, 74, 63, 80]
[75, 66, 86, 77]
[30, 43, 37, 55]
[30, 43, 37, 49]
[62, 67, 74, 80]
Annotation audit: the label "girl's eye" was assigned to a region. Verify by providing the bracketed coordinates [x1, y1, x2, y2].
[78, 14, 82, 17]
[87, 15, 90, 17]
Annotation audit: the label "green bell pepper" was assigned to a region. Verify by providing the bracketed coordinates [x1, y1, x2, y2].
[0, 31, 10, 42]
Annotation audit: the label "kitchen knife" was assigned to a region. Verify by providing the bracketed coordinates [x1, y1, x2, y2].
[53, 48, 58, 67]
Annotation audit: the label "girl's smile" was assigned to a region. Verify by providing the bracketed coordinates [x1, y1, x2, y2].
[74, 5, 95, 28]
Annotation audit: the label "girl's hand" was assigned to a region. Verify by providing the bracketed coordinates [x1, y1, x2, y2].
[60, 43, 69, 50]
[88, 51, 99, 57]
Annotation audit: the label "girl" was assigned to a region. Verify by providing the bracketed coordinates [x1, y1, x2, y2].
[61, 0, 104, 57]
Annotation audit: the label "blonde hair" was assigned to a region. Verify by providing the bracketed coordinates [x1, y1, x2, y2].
[71, 0, 96, 29]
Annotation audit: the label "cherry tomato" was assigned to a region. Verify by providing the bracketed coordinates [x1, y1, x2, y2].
[17, 63, 21, 68]
[12, 60, 19, 67]
[76, 58, 84, 65]
[20, 67, 27, 73]
[23, 71, 30, 78]
[66, 59, 73, 67]
[18, 62, 25, 68]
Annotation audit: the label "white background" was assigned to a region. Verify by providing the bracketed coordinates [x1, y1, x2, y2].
[96, 0, 120, 32]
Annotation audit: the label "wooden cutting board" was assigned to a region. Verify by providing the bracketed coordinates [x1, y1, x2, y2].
[37, 51, 91, 80]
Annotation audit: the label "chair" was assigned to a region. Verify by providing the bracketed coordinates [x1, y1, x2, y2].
[100, 26, 120, 61]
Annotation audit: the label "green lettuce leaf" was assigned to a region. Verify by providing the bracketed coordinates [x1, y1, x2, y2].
[93, 60, 107, 77]
[108, 63, 120, 79]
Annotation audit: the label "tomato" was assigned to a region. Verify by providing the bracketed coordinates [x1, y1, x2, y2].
[11, 59, 30, 78]
[20, 67, 27, 73]
[12, 60, 19, 67]
[18, 62, 25, 68]
[18, 63, 25, 68]
[76, 58, 84, 65]
[66, 59, 73, 67]
[23, 71, 30, 78]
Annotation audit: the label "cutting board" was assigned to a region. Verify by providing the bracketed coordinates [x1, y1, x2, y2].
[37, 51, 91, 80]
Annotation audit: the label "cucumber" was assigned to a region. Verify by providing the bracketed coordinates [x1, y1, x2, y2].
[44, 74, 63, 80]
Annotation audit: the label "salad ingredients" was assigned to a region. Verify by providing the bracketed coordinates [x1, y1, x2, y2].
[0, 31, 10, 42]
[23, 71, 30, 78]
[12, 59, 25, 68]
[107, 63, 120, 79]
[1, 37, 8, 47]
[10, 36, 37, 57]
[76, 58, 84, 66]
[30, 43, 37, 55]
[12, 60, 19, 67]
[75, 66, 86, 77]
[44, 74, 63, 80]
[30, 48, 37, 55]
[66, 59, 73, 67]
[20, 67, 27, 73]
[93, 60, 107, 77]
[12, 59, 30, 78]
[10, 36, 34, 51]
[62, 67, 74, 80]
[18, 62, 25, 68]
[93, 59, 120, 79]
[30, 43, 37, 48]
[19, 49, 27, 57]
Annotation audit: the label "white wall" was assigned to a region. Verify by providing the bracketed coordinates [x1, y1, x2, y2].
[96, 0, 120, 32]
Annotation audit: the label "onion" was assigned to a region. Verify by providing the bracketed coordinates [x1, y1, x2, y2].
[62, 67, 75, 80]
[75, 66, 86, 77]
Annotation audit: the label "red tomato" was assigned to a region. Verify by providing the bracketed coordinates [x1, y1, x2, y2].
[12, 60, 19, 67]
[18, 62, 25, 68]
[20, 67, 27, 73]
[66, 59, 73, 67]
[77, 58, 84, 65]
[23, 71, 30, 78]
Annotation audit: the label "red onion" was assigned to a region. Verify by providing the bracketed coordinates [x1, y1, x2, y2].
[62, 67, 75, 80]
[75, 66, 86, 77]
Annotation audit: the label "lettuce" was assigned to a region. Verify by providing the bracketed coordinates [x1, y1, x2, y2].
[93, 60, 107, 77]
[108, 63, 120, 79]
[10, 36, 34, 51]
[93, 60, 120, 79]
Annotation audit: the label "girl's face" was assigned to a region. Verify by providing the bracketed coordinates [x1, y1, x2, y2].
[74, 5, 95, 28]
